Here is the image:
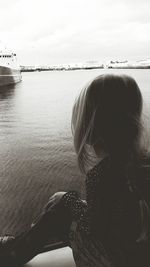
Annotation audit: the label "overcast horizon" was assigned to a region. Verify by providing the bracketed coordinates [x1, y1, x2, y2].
[0, 0, 150, 66]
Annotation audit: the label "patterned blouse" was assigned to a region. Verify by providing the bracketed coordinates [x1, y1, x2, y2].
[62, 156, 150, 267]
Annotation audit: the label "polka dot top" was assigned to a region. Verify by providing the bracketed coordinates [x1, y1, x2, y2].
[62, 156, 149, 247]
[62, 157, 110, 235]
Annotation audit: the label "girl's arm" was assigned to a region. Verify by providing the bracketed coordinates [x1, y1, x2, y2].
[62, 191, 87, 220]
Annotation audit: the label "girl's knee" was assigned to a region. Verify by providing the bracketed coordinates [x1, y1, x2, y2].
[45, 192, 67, 211]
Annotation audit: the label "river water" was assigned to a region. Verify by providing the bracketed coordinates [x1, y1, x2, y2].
[0, 69, 150, 235]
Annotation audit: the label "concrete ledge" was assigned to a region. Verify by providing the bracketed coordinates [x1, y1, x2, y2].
[24, 247, 76, 267]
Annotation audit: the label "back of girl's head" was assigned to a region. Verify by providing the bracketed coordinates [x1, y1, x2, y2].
[72, 74, 143, 173]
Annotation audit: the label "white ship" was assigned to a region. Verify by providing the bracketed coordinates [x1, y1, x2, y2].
[0, 47, 22, 86]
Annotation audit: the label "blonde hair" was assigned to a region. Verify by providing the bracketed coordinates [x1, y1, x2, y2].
[72, 74, 143, 173]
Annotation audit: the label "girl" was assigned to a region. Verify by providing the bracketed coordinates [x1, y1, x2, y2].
[1, 74, 150, 267]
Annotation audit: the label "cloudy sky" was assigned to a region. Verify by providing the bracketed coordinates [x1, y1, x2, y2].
[0, 0, 150, 65]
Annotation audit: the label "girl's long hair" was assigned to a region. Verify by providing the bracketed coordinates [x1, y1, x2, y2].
[72, 74, 143, 173]
[72, 73, 150, 242]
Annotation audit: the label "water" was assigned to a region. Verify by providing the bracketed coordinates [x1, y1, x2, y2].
[0, 69, 150, 235]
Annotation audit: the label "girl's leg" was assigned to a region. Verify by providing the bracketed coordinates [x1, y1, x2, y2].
[0, 195, 72, 267]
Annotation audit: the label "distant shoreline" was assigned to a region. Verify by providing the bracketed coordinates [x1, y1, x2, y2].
[21, 66, 150, 72]
[21, 67, 103, 72]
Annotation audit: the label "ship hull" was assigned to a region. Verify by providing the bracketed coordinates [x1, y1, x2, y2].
[0, 65, 22, 86]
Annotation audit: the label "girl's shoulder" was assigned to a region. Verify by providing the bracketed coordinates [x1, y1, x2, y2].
[86, 156, 110, 180]
[85, 157, 111, 195]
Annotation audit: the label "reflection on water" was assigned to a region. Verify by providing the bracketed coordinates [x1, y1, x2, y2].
[0, 69, 150, 235]
[0, 84, 16, 100]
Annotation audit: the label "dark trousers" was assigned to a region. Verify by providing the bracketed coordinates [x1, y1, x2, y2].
[0, 199, 72, 267]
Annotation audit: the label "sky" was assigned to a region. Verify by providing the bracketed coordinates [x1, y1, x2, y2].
[0, 0, 150, 65]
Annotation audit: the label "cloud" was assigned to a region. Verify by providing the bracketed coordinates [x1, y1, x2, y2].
[0, 0, 150, 64]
